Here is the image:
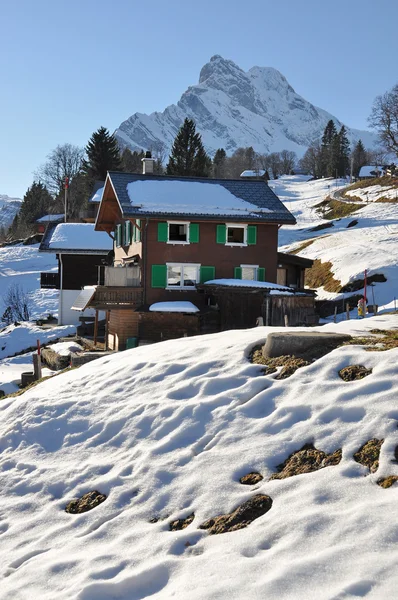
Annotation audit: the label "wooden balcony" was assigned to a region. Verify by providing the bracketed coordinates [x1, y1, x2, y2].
[90, 286, 144, 309]
[40, 272, 60, 289]
[103, 265, 140, 287]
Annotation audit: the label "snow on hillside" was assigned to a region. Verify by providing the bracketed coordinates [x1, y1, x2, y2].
[0, 244, 58, 320]
[345, 184, 398, 202]
[115, 55, 377, 158]
[0, 194, 22, 228]
[275, 176, 398, 309]
[0, 316, 397, 599]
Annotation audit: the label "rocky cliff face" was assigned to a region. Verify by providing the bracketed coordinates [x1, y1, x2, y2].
[115, 55, 376, 158]
[0, 195, 22, 228]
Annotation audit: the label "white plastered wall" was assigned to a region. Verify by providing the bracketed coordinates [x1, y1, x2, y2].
[58, 290, 105, 326]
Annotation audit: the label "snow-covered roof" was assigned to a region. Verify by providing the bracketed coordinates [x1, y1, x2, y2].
[149, 301, 200, 313]
[359, 165, 384, 178]
[203, 278, 292, 290]
[104, 172, 296, 224]
[36, 214, 64, 223]
[240, 169, 266, 177]
[88, 186, 104, 203]
[39, 223, 113, 254]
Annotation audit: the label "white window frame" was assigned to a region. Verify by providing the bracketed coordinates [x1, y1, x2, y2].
[166, 262, 200, 290]
[240, 264, 259, 281]
[167, 221, 190, 245]
[225, 223, 247, 247]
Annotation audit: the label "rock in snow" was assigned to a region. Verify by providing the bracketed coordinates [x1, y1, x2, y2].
[115, 55, 377, 158]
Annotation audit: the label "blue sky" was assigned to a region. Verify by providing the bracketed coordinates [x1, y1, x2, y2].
[0, 0, 396, 197]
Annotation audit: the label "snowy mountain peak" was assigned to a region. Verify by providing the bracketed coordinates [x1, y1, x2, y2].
[115, 56, 377, 159]
[0, 194, 22, 228]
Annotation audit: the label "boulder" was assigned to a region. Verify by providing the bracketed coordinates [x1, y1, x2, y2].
[262, 332, 351, 361]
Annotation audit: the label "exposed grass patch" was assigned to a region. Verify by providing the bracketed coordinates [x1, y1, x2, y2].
[339, 365, 372, 381]
[315, 197, 365, 220]
[305, 259, 342, 292]
[250, 346, 309, 379]
[290, 238, 316, 255]
[199, 495, 272, 535]
[376, 196, 398, 203]
[239, 472, 263, 485]
[344, 328, 398, 352]
[169, 513, 195, 531]
[377, 476, 398, 489]
[353, 439, 383, 473]
[65, 490, 107, 514]
[269, 443, 342, 480]
[344, 176, 398, 192]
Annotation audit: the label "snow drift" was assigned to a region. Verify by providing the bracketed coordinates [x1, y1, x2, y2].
[0, 315, 398, 599]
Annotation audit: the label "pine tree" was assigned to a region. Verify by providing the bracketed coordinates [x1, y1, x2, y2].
[320, 120, 338, 177]
[337, 126, 350, 177]
[120, 148, 145, 173]
[19, 182, 54, 225]
[213, 148, 227, 178]
[166, 119, 211, 177]
[352, 139, 367, 178]
[82, 126, 121, 182]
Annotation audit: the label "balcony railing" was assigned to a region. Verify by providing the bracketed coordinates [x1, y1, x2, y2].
[40, 272, 60, 289]
[98, 265, 141, 287]
[90, 286, 144, 309]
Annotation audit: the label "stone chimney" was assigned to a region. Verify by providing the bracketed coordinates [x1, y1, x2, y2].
[141, 151, 155, 175]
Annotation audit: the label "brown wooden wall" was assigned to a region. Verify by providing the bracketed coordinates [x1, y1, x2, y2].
[60, 254, 107, 290]
[144, 220, 278, 305]
[139, 312, 200, 342]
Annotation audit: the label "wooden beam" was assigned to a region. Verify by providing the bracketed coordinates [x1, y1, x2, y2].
[94, 309, 99, 345]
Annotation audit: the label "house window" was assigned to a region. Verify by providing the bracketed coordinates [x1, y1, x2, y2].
[168, 222, 189, 244]
[167, 263, 200, 289]
[241, 265, 259, 280]
[227, 224, 246, 245]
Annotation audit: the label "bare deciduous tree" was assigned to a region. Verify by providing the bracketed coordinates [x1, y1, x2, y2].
[369, 84, 398, 158]
[2, 284, 32, 323]
[280, 150, 296, 174]
[299, 141, 322, 178]
[35, 143, 85, 196]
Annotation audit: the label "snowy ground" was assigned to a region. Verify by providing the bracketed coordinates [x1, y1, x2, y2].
[0, 315, 397, 599]
[273, 176, 398, 310]
[0, 244, 59, 320]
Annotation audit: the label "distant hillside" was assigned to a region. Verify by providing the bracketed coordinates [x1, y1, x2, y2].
[115, 55, 377, 158]
[0, 194, 22, 228]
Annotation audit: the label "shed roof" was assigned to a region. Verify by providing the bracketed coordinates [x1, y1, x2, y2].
[105, 172, 296, 224]
[39, 223, 113, 254]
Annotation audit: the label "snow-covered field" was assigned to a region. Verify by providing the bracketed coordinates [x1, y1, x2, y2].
[0, 244, 58, 319]
[0, 315, 397, 599]
[274, 176, 398, 309]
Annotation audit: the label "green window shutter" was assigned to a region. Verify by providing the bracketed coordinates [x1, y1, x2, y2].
[124, 221, 131, 245]
[247, 225, 257, 245]
[200, 266, 215, 284]
[189, 223, 200, 243]
[136, 219, 141, 242]
[116, 224, 122, 248]
[234, 267, 242, 279]
[216, 224, 226, 244]
[158, 222, 168, 242]
[257, 267, 265, 281]
[151, 265, 167, 288]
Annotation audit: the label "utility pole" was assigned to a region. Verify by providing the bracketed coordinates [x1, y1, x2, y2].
[64, 176, 69, 222]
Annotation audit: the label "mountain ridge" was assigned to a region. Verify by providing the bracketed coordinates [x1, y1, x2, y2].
[115, 55, 377, 159]
[0, 194, 22, 228]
